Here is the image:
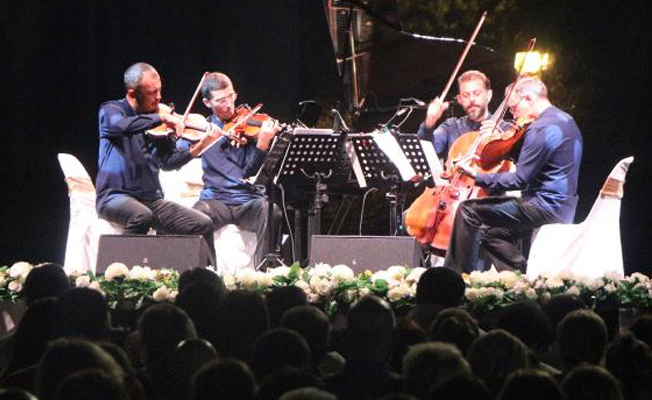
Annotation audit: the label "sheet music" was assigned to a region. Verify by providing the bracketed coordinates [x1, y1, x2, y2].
[371, 131, 416, 181]
[345, 140, 367, 188]
[420, 140, 447, 186]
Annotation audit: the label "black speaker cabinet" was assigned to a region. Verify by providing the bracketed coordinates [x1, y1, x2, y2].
[96, 235, 213, 274]
[309, 235, 424, 272]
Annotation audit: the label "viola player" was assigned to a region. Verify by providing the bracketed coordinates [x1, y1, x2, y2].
[444, 77, 583, 273]
[96, 62, 216, 254]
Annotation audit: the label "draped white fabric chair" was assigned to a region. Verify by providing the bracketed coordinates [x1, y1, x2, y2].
[526, 156, 634, 279]
[158, 158, 258, 274]
[57, 153, 121, 275]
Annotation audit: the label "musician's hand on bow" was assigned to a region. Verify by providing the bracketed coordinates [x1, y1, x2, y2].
[425, 97, 449, 129]
[479, 120, 503, 138]
[454, 157, 478, 179]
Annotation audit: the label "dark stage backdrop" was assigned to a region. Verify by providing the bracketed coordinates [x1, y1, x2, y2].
[1, 1, 650, 274]
[0, 0, 340, 263]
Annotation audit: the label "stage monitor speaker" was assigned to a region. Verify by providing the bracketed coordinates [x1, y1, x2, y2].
[309, 235, 424, 273]
[96, 235, 213, 274]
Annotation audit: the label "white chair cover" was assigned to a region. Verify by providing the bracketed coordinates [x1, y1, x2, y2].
[58, 153, 120, 275]
[159, 158, 257, 273]
[526, 157, 634, 279]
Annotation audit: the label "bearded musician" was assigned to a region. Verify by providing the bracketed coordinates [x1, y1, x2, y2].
[443, 77, 583, 273]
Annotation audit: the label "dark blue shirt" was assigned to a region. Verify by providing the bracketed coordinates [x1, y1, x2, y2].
[187, 115, 267, 206]
[476, 106, 583, 223]
[96, 98, 193, 212]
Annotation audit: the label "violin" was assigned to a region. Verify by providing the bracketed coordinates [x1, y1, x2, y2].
[223, 103, 279, 141]
[146, 103, 217, 143]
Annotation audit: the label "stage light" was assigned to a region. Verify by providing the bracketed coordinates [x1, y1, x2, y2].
[514, 51, 551, 75]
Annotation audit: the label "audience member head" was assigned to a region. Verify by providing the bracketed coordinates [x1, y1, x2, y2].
[3, 297, 57, 375]
[345, 295, 395, 362]
[543, 294, 586, 334]
[35, 338, 124, 400]
[376, 394, 419, 400]
[604, 332, 652, 399]
[255, 367, 321, 400]
[497, 301, 553, 354]
[192, 359, 256, 400]
[215, 289, 269, 361]
[497, 369, 565, 400]
[253, 328, 311, 382]
[55, 287, 110, 341]
[280, 305, 331, 371]
[175, 281, 223, 346]
[23, 263, 70, 306]
[170, 339, 219, 400]
[415, 267, 465, 306]
[0, 389, 38, 400]
[561, 364, 623, 400]
[389, 318, 427, 373]
[429, 372, 492, 400]
[54, 370, 126, 400]
[137, 303, 197, 378]
[466, 329, 531, 396]
[629, 314, 652, 348]
[178, 267, 226, 295]
[556, 309, 607, 369]
[279, 388, 336, 400]
[266, 286, 308, 328]
[429, 307, 479, 355]
[403, 342, 470, 398]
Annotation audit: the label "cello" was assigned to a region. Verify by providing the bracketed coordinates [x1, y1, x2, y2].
[405, 39, 537, 254]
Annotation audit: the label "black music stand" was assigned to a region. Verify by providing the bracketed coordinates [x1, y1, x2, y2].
[347, 130, 431, 235]
[269, 128, 352, 257]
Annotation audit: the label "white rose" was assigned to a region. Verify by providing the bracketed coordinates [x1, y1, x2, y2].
[9, 262, 32, 279]
[130, 266, 156, 280]
[604, 283, 617, 293]
[359, 287, 371, 297]
[268, 266, 291, 278]
[255, 271, 274, 288]
[222, 273, 236, 290]
[465, 288, 480, 301]
[628, 272, 649, 283]
[307, 292, 321, 303]
[169, 290, 178, 302]
[556, 269, 576, 282]
[294, 279, 311, 293]
[490, 287, 504, 300]
[387, 283, 411, 302]
[88, 281, 104, 295]
[8, 281, 22, 292]
[309, 276, 333, 296]
[386, 266, 407, 280]
[75, 275, 91, 287]
[586, 278, 603, 291]
[371, 270, 398, 287]
[406, 267, 426, 284]
[152, 287, 171, 302]
[0, 276, 6, 287]
[236, 268, 257, 288]
[565, 286, 581, 296]
[331, 265, 355, 281]
[498, 270, 520, 289]
[104, 263, 130, 280]
[311, 263, 332, 278]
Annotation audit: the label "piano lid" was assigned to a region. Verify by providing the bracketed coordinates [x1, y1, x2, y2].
[325, 0, 514, 132]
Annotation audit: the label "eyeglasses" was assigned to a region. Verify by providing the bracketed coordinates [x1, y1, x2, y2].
[214, 92, 237, 106]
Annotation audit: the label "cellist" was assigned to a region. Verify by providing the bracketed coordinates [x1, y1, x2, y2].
[417, 70, 509, 166]
[444, 77, 583, 273]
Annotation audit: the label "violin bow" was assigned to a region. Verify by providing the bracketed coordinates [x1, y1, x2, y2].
[438, 11, 487, 102]
[489, 37, 537, 135]
[182, 72, 210, 122]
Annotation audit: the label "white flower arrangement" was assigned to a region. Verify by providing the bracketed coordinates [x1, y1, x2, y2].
[2, 261, 652, 315]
